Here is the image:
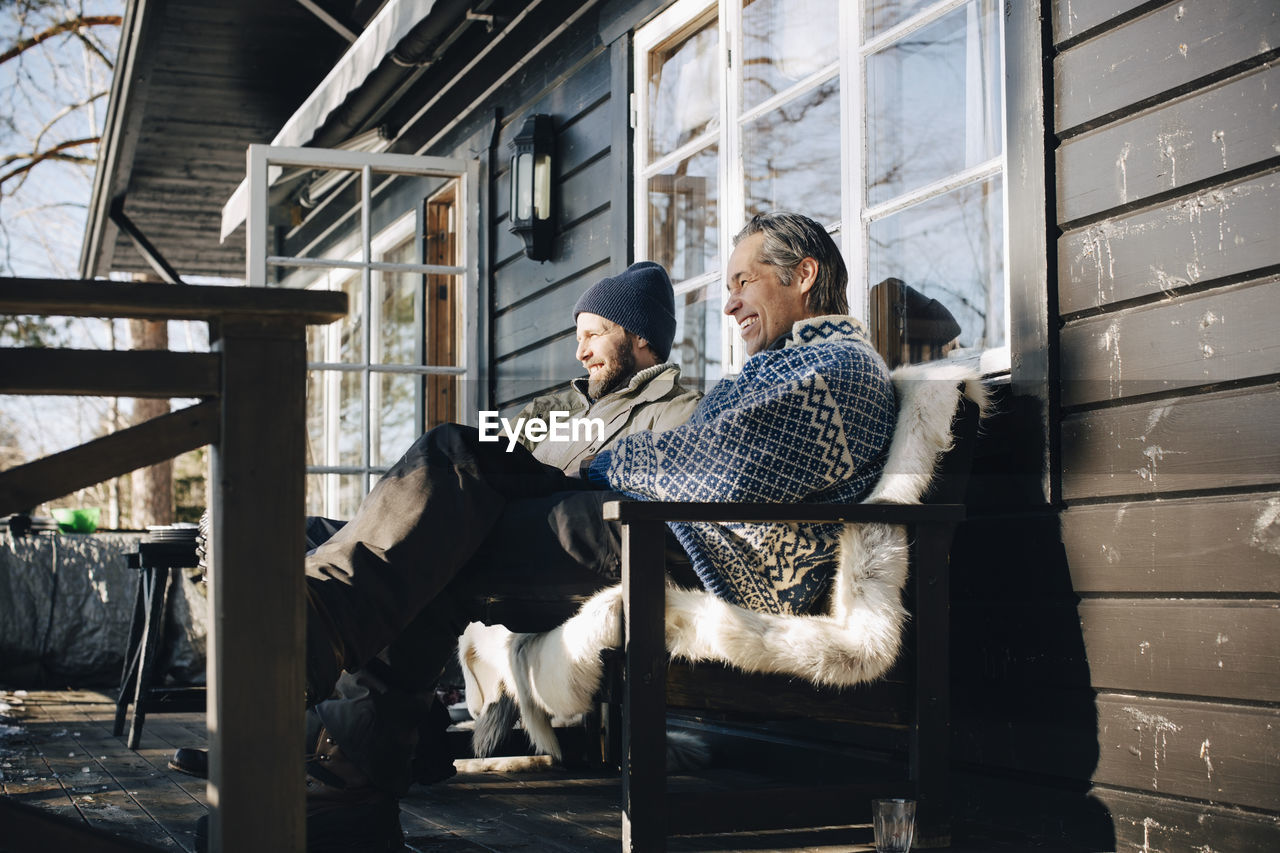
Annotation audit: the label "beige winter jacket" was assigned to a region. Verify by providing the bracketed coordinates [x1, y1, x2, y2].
[517, 363, 701, 474]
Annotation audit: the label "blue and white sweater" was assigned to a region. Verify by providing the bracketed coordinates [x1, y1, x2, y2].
[588, 315, 897, 615]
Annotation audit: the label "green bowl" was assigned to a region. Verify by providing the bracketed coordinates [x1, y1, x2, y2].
[51, 507, 100, 533]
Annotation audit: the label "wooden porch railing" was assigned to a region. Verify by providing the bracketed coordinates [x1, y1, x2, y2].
[0, 277, 346, 853]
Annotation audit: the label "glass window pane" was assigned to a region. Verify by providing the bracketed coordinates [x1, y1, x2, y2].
[377, 238, 419, 366]
[647, 145, 720, 284]
[305, 474, 327, 517]
[742, 0, 838, 111]
[337, 474, 366, 519]
[648, 15, 719, 160]
[338, 274, 365, 363]
[377, 272, 419, 366]
[375, 372, 416, 467]
[671, 282, 722, 386]
[293, 271, 342, 363]
[742, 76, 841, 224]
[865, 0, 937, 39]
[338, 369, 364, 466]
[306, 325, 326, 363]
[866, 2, 1002, 205]
[271, 168, 364, 266]
[306, 369, 325, 467]
[867, 176, 1004, 353]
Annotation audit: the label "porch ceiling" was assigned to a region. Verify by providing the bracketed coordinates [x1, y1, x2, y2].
[80, 0, 349, 281]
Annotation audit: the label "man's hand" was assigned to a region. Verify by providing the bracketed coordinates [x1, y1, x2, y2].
[572, 454, 596, 479]
[583, 451, 613, 488]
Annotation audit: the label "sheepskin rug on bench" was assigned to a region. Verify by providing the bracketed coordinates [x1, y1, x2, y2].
[459, 360, 987, 764]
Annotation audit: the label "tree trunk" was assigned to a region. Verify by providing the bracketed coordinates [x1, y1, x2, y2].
[129, 317, 173, 527]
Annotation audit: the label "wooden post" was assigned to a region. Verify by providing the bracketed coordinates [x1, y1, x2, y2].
[206, 315, 308, 852]
[910, 521, 953, 848]
[621, 520, 668, 852]
[0, 279, 345, 853]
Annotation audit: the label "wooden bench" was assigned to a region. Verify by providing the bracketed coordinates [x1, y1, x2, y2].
[0, 277, 345, 853]
[600, 391, 980, 851]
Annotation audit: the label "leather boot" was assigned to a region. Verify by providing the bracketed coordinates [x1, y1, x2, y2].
[303, 727, 405, 852]
[194, 727, 403, 853]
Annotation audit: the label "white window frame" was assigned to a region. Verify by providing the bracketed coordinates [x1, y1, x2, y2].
[634, 0, 735, 371]
[634, 0, 1010, 374]
[245, 144, 481, 510]
[848, 0, 1010, 374]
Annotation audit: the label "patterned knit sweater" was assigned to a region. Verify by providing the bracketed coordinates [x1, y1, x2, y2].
[590, 315, 897, 614]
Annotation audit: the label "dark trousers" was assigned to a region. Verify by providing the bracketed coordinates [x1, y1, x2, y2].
[302, 424, 629, 794]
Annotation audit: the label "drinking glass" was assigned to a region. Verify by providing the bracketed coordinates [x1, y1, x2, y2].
[872, 798, 916, 853]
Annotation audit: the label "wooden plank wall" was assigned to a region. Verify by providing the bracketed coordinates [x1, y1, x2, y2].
[354, 1, 661, 418]
[954, 0, 1280, 848]
[488, 36, 631, 413]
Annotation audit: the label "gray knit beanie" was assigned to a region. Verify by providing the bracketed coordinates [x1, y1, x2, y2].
[573, 261, 677, 361]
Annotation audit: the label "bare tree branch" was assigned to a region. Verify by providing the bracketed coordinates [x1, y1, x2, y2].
[12, 199, 90, 216]
[0, 14, 122, 66]
[0, 135, 98, 186]
[29, 89, 108, 152]
[74, 29, 113, 70]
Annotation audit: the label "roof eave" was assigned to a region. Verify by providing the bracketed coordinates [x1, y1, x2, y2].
[79, 0, 161, 280]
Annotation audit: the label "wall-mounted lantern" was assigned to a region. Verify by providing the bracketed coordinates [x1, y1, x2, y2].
[508, 114, 555, 261]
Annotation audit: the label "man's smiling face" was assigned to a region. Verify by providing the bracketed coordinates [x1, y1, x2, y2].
[724, 232, 814, 355]
[575, 312, 639, 400]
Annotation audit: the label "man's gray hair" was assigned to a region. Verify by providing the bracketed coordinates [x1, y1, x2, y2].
[733, 212, 849, 316]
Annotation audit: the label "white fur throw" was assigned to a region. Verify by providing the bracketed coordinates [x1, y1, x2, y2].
[459, 361, 986, 761]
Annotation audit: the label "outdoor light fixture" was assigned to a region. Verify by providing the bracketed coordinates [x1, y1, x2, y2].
[508, 114, 555, 261]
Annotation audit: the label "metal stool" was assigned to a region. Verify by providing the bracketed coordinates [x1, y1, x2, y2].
[113, 526, 206, 748]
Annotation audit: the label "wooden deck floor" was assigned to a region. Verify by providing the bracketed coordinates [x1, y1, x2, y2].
[0, 688, 1081, 852]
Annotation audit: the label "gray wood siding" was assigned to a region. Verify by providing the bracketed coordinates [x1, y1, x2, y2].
[1053, 0, 1156, 45]
[1057, 171, 1279, 315]
[1032, 0, 1280, 843]
[1056, 64, 1280, 224]
[1081, 602, 1280, 702]
[1094, 787, 1280, 852]
[1060, 384, 1280, 499]
[955, 693, 1280, 811]
[1053, 0, 1280, 133]
[494, 336, 585, 406]
[489, 42, 630, 411]
[1061, 493, 1280, 594]
[957, 760, 1280, 850]
[1059, 278, 1280, 406]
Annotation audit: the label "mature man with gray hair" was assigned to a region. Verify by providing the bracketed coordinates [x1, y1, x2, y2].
[216, 212, 897, 851]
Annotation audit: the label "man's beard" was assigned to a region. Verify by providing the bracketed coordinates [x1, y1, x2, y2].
[587, 344, 637, 400]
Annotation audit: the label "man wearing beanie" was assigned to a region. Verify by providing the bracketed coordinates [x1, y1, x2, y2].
[575, 261, 676, 362]
[272, 210, 895, 848]
[211, 262, 700, 851]
[515, 260, 693, 474]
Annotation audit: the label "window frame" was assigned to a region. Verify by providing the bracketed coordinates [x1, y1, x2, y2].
[634, 0, 736, 371]
[850, 0, 1010, 373]
[634, 0, 1011, 375]
[245, 144, 481, 514]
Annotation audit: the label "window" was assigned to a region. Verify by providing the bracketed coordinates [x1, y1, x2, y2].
[246, 146, 477, 517]
[638, 6, 726, 381]
[635, 0, 1007, 375]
